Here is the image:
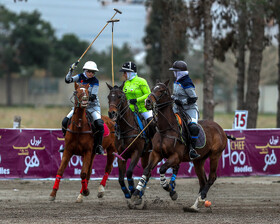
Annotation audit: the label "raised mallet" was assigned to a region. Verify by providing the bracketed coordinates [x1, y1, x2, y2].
[74, 8, 122, 67]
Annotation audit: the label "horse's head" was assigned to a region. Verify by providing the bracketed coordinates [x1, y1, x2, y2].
[73, 82, 89, 108]
[106, 82, 126, 121]
[145, 80, 171, 110]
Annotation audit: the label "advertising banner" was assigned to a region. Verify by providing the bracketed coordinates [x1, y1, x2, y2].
[0, 128, 279, 179]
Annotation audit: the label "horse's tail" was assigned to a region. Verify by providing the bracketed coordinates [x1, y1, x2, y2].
[226, 134, 236, 140]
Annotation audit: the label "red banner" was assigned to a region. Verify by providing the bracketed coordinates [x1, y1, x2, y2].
[0, 128, 279, 179]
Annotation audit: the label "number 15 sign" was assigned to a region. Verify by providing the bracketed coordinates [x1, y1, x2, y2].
[233, 110, 248, 130]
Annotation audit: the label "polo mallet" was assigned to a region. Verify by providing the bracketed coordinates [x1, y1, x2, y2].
[108, 19, 120, 86]
[113, 118, 154, 161]
[72, 8, 122, 68]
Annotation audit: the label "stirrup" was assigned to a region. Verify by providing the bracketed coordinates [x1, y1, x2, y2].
[189, 148, 200, 160]
[95, 145, 105, 155]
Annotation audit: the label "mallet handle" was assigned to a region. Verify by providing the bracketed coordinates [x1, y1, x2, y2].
[77, 8, 122, 63]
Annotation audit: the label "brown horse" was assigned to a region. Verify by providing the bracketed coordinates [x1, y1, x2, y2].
[49, 82, 116, 202]
[106, 83, 151, 203]
[131, 80, 235, 211]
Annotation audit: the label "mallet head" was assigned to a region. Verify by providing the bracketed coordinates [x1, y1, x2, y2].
[114, 8, 122, 14]
[107, 19, 120, 23]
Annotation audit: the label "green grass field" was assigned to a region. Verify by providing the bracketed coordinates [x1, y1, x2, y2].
[0, 106, 277, 129]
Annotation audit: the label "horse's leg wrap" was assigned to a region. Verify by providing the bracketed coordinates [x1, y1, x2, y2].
[134, 175, 147, 199]
[169, 174, 176, 191]
[81, 179, 88, 193]
[119, 180, 131, 198]
[136, 175, 147, 192]
[100, 172, 109, 187]
[53, 175, 62, 190]
[160, 174, 170, 191]
[127, 178, 135, 194]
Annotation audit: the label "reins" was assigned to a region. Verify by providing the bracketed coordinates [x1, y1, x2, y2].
[67, 87, 92, 134]
[109, 93, 139, 138]
[149, 83, 184, 145]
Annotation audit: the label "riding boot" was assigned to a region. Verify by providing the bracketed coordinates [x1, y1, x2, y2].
[189, 138, 200, 160]
[93, 119, 105, 155]
[188, 122, 200, 160]
[59, 117, 69, 153]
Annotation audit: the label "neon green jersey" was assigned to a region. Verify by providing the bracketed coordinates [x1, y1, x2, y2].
[123, 75, 151, 113]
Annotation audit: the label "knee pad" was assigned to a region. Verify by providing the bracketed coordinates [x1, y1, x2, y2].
[62, 117, 69, 129]
[94, 119, 104, 132]
[188, 122, 199, 137]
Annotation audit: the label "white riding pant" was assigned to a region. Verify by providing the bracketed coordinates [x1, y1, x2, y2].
[140, 110, 153, 120]
[66, 107, 101, 121]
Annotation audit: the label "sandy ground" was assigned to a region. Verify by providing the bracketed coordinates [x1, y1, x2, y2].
[0, 176, 280, 224]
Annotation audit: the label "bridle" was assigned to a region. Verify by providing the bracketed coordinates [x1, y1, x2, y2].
[108, 89, 138, 139]
[67, 86, 91, 134]
[71, 88, 89, 108]
[108, 90, 130, 120]
[148, 83, 173, 110]
[148, 83, 179, 134]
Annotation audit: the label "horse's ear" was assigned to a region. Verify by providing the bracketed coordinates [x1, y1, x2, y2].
[156, 79, 160, 84]
[106, 82, 113, 90]
[74, 82, 78, 90]
[164, 79, 170, 87]
[119, 81, 125, 90]
[85, 83, 90, 89]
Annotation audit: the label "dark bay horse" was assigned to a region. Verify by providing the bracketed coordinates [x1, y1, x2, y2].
[49, 82, 116, 202]
[106, 83, 151, 203]
[131, 80, 235, 211]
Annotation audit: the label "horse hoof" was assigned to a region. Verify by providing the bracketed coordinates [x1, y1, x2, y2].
[135, 198, 146, 210]
[82, 189, 90, 197]
[127, 198, 146, 210]
[76, 193, 83, 203]
[49, 196, 56, 201]
[131, 195, 142, 205]
[97, 191, 104, 198]
[197, 196, 205, 208]
[183, 206, 199, 213]
[170, 191, 178, 201]
[127, 199, 135, 209]
[97, 185, 105, 198]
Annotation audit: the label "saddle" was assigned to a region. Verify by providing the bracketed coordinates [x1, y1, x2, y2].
[85, 111, 110, 137]
[175, 113, 206, 149]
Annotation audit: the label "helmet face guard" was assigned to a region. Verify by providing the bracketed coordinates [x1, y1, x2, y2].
[119, 61, 137, 73]
[169, 60, 188, 71]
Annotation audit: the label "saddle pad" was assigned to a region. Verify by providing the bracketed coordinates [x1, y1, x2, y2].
[196, 123, 206, 149]
[103, 123, 110, 137]
[134, 113, 146, 136]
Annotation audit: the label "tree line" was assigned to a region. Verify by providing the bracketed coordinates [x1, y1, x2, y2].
[143, 0, 280, 128]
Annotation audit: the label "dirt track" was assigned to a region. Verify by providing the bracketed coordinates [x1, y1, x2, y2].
[0, 176, 280, 224]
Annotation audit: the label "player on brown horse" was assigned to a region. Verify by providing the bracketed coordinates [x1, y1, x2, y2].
[131, 80, 235, 211]
[107, 82, 151, 202]
[49, 82, 116, 202]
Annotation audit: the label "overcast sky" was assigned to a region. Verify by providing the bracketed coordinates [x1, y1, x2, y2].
[3, 0, 147, 52]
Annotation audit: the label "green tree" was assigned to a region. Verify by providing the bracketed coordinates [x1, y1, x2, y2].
[0, 6, 55, 105]
[49, 34, 89, 77]
[144, 0, 188, 84]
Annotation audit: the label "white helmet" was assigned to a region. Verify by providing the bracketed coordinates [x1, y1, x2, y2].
[83, 61, 99, 71]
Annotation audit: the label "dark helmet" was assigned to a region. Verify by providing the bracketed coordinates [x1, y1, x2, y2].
[169, 60, 188, 71]
[119, 61, 137, 73]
